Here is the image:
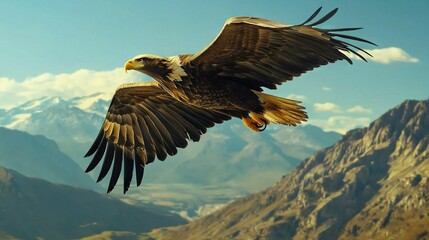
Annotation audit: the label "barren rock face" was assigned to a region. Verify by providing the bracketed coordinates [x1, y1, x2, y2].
[145, 99, 429, 240]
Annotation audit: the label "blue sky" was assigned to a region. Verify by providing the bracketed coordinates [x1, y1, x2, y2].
[0, 0, 428, 133]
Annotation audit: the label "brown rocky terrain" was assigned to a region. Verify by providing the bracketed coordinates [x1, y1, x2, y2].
[142, 99, 429, 240]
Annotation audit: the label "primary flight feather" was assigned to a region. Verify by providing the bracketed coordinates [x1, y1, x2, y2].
[85, 7, 375, 193]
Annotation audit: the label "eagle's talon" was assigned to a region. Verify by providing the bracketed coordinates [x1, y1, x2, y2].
[254, 119, 267, 131]
[258, 119, 267, 131]
[243, 115, 269, 132]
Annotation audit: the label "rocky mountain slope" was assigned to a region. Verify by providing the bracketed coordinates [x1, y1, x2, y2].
[144, 99, 429, 240]
[0, 127, 99, 190]
[0, 166, 185, 240]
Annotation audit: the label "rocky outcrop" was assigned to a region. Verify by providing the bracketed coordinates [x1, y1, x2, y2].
[145, 99, 429, 240]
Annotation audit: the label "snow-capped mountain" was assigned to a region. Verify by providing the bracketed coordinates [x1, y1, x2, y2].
[0, 94, 111, 170]
[1, 96, 67, 128]
[69, 92, 111, 116]
[0, 93, 111, 129]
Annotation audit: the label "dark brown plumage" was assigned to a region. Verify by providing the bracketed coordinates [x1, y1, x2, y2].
[85, 7, 375, 193]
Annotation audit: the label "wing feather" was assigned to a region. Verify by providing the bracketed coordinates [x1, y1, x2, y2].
[84, 130, 104, 157]
[138, 103, 176, 149]
[156, 109, 188, 147]
[298, 6, 322, 25]
[85, 137, 107, 173]
[143, 104, 178, 156]
[97, 141, 115, 182]
[108, 146, 123, 193]
[308, 8, 338, 26]
[135, 114, 156, 163]
[85, 81, 230, 193]
[134, 159, 144, 187]
[139, 108, 168, 161]
[123, 150, 134, 194]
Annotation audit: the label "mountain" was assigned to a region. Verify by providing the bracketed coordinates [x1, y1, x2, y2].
[0, 94, 107, 128]
[138, 122, 340, 190]
[145, 123, 303, 187]
[0, 95, 341, 216]
[117, 122, 341, 218]
[0, 166, 185, 240]
[0, 95, 340, 172]
[143, 99, 429, 240]
[0, 95, 108, 170]
[0, 127, 98, 190]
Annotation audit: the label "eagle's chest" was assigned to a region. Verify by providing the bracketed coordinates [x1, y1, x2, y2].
[155, 61, 260, 111]
[160, 76, 222, 105]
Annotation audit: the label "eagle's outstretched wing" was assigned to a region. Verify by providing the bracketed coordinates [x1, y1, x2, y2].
[84, 81, 230, 193]
[187, 7, 376, 91]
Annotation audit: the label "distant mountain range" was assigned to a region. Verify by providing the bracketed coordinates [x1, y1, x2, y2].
[0, 93, 109, 128]
[0, 94, 108, 170]
[0, 94, 341, 217]
[0, 166, 185, 240]
[0, 127, 99, 191]
[140, 122, 341, 188]
[143, 99, 429, 239]
[0, 95, 340, 188]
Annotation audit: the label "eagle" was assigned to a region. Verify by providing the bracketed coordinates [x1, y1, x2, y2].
[85, 7, 375, 193]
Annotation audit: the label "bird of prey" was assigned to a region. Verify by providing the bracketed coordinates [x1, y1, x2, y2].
[85, 7, 375, 193]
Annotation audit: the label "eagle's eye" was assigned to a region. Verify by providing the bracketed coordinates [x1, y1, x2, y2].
[136, 57, 148, 62]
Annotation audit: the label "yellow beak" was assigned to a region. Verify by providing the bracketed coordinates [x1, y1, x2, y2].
[124, 60, 134, 73]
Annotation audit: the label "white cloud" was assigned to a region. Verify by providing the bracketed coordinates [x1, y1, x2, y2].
[286, 94, 306, 102]
[313, 102, 341, 113]
[0, 68, 143, 109]
[322, 86, 332, 91]
[309, 116, 371, 134]
[0, 77, 16, 92]
[342, 47, 419, 64]
[346, 105, 373, 114]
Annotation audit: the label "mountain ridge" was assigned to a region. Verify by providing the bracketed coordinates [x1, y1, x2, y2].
[143, 99, 429, 239]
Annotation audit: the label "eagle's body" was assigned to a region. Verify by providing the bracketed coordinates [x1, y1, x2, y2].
[130, 54, 263, 117]
[85, 8, 375, 193]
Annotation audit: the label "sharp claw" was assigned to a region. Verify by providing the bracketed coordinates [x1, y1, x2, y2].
[253, 119, 267, 132]
[259, 124, 267, 131]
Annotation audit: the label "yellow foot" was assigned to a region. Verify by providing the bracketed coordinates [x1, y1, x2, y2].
[242, 114, 268, 132]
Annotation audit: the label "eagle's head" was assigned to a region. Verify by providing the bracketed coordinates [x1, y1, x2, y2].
[124, 54, 187, 82]
[124, 54, 166, 75]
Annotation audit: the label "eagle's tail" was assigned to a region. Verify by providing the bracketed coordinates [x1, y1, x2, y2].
[253, 91, 308, 127]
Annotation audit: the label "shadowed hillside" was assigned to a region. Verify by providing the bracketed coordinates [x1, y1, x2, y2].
[0, 166, 185, 240]
[143, 99, 429, 239]
[0, 127, 99, 190]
